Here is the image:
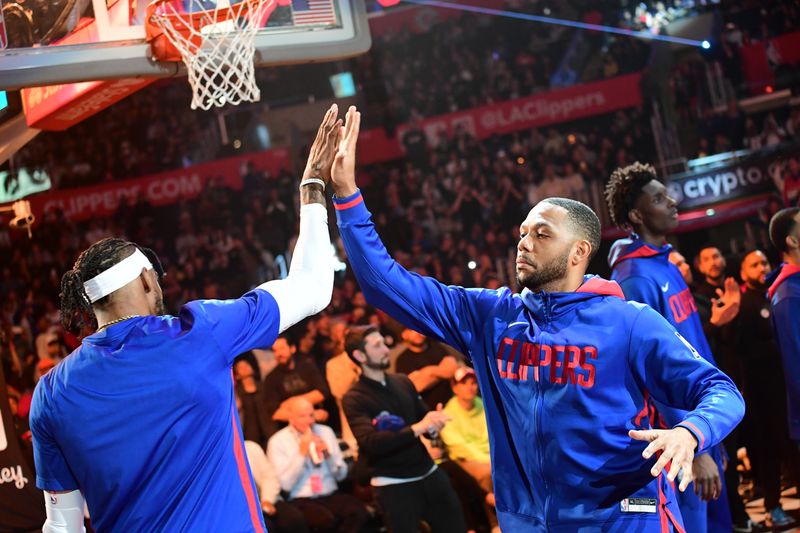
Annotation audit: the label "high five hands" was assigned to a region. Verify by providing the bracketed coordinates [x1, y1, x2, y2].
[331, 105, 361, 198]
[303, 104, 342, 188]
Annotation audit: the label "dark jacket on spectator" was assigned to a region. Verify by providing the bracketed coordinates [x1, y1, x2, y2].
[342, 373, 435, 480]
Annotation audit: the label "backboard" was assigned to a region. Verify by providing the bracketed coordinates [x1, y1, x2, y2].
[0, 0, 371, 90]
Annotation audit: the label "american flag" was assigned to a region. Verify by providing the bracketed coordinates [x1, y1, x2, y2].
[291, 0, 338, 26]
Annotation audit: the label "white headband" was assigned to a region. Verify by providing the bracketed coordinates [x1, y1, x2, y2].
[83, 249, 153, 303]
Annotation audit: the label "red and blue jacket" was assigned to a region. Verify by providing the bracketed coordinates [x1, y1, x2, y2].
[609, 237, 734, 533]
[336, 191, 744, 532]
[768, 262, 800, 440]
[609, 237, 714, 366]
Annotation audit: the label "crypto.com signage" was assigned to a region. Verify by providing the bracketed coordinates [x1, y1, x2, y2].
[666, 148, 794, 211]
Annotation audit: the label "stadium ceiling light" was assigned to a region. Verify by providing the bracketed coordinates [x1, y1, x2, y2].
[401, 0, 711, 48]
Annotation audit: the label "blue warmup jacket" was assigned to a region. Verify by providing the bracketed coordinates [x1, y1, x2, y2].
[609, 237, 733, 533]
[335, 191, 745, 532]
[29, 291, 281, 532]
[768, 263, 800, 440]
[609, 237, 715, 366]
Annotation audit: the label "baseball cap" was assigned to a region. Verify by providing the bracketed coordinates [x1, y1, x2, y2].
[453, 367, 476, 383]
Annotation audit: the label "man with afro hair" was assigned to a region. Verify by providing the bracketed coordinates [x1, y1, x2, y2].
[604, 162, 746, 533]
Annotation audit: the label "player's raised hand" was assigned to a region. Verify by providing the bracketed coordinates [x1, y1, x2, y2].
[629, 427, 698, 492]
[303, 104, 342, 187]
[331, 105, 361, 198]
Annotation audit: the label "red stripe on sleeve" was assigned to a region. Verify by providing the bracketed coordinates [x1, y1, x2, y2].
[334, 194, 364, 210]
[679, 421, 705, 450]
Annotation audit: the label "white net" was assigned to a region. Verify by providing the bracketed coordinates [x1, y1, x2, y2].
[149, 0, 275, 110]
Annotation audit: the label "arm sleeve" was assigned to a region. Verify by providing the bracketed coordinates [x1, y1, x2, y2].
[42, 490, 86, 533]
[259, 203, 334, 333]
[629, 306, 744, 453]
[342, 391, 419, 458]
[266, 432, 308, 494]
[29, 383, 80, 492]
[334, 190, 504, 356]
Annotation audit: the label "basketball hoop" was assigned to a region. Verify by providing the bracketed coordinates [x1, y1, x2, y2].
[145, 0, 286, 110]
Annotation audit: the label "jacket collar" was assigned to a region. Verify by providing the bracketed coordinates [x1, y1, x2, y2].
[767, 263, 800, 299]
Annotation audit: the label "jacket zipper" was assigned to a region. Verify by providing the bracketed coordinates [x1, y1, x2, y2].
[537, 293, 550, 526]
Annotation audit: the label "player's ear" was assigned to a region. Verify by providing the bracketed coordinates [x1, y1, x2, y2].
[572, 239, 592, 265]
[627, 208, 643, 227]
[139, 269, 153, 293]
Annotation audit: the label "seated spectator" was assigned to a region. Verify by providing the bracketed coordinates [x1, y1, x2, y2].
[440, 367, 492, 495]
[267, 398, 369, 533]
[235, 355, 270, 448]
[341, 326, 466, 533]
[325, 322, 361, 456]
[245, 440, 310, 533]
[260, 332, 332, 438]
[395, 328, 458, 409]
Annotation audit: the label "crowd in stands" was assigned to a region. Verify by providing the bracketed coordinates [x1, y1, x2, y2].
[664, 0, 800, 152]
[4, 1, 800, 530]
[4, 95, 800, 529]
[12, 0, 653, 191]
[10, 0, 800, 193]
[0, 95, 663, 533]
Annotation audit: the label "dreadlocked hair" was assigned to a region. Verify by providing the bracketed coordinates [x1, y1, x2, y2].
[604, 162, 658, 228]
[60, 238, 137, 334]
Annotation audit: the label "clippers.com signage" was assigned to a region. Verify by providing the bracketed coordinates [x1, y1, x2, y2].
[358, 73, 643, 165]
[28, 147, 290, 222]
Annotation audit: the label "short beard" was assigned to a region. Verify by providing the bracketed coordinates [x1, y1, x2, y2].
[365, 359, 390, 371]
[517, 249, 571, 292]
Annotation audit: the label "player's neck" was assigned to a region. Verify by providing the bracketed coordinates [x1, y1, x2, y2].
[635, 227, 665, 248]
[533, 271, 585, 294]
[94, 301, 152, 327]
[785, 251, 800, 267]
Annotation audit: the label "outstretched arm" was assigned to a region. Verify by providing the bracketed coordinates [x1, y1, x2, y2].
[330, 107, 504, 356]
[259, 104, 342, 332]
